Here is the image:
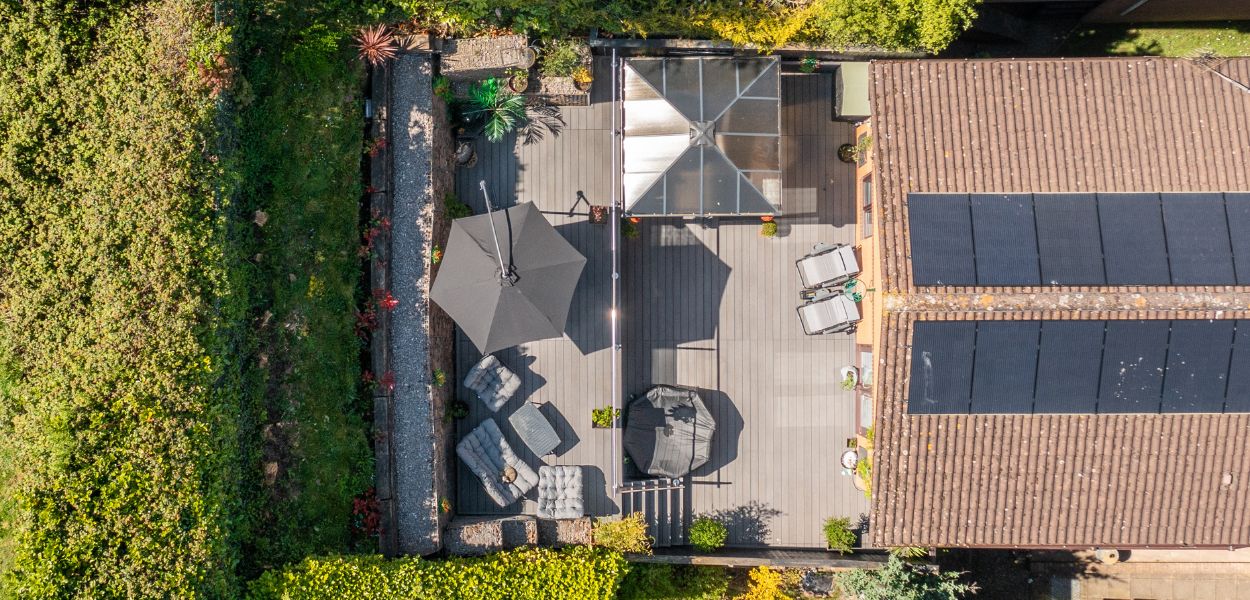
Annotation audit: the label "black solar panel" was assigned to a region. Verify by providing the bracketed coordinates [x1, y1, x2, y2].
[1224, 194, 1250, 284]
[911, 193, 1248, 286]
[970, 321, 1039, 413]
[1098, 193, 1171, 285]
[1033, 193, 1105, 285]
[1226, 321, 1250, 412]
[970, 194, 1040, 285]
[1097, 320, 1170, 413]
[1161, 320, 1233, 413]
[909, 194, 976, 286]
[908, 318, 1250, 415]
[1034, 320, 1104, 413]
[907, 321, 975, 414]
[1162, 193, 1236, 285]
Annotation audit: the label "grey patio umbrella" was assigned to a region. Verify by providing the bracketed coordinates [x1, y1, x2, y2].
[624, 385, 716, 478]
[430, 185, 587, 354]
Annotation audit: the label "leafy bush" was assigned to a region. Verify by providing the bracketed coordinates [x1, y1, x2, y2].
[445, 192, 474, 219]
[248, 547, 628, 599]
[621, 218, 641, 239]
[594, 513, 653, 555]
[591, 406, 620, 428]
[823, 517, 857, 553]
[732, 566, 790, 600]
[836, 556, 978, 600]
[761, 221, 779, 237]
[689, 517, 728, 553]
[618, 563, 729, 600]
[464, 78, 564, 144]
[541, 38, 585, 76]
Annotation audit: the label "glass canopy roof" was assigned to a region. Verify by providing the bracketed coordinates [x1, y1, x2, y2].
[622, 57, 782, 216]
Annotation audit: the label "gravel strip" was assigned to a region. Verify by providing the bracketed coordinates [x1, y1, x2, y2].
[389, 53, 441, 556]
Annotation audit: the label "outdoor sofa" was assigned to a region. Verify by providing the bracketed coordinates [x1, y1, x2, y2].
[456, 419, 538, 507]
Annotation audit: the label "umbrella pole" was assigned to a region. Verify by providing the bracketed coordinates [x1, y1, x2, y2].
[478, 180, 514, 285]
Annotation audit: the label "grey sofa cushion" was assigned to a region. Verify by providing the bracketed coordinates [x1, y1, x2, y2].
[456, 420, 538, 507]
[536, 465, 584, 519]
[463, 355, 521, 412]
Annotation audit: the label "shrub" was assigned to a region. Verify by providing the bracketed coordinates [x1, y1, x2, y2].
[760, 221, 779, 237]
[800, 56, 818, 73]
[434, 75, 454, 103]
[592, 406, 620, 428]
[464, 78, 564, 144]
[541, 38, 585, 76]
[823, 517, 857, 553]
[594, 513, 653, 555]
[355, 24, 397, 65]
[247, 547, 628, 599]
[889, 546, 929, 559]
[445, 192, 474, 219]
[856, 456, 873, 498]
[621, 218, 641, 239]
[618, 563, 729, 600]
[732, 566, 789, 600]
[689, 517, 728, 553]
[835, 556, 978, 600]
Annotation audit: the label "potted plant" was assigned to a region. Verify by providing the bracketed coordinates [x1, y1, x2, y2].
[799, 56, 818, 73]
[621, 218, 640, 240]
[837, 143, 856, 163]
[572, 65, 593, 91]
[852, 134, 873, 163]
[840, 366, 858, 391]
[760, 221, 778, 238]
[589, 205, 609, 224]
[591, 406, 620, 429]
[823, 516, 857, 554]
[506, 67, 529, 93]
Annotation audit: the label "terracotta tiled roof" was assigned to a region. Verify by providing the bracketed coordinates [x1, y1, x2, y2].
[868, 58, 1250, 549]
[872, 57, 1250, 293]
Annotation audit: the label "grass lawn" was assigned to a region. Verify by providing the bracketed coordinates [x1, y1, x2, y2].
[1062, 21, 1250, 57]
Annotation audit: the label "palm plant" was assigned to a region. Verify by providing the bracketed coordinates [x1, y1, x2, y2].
[464, 78, 564, 145]
[355, 25, 397, 66]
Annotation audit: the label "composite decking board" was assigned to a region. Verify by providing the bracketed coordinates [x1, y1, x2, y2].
[454, 68, 867, 545]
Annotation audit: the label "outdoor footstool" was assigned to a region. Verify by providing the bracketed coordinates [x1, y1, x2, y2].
[508, 402, 561, 457]
[463, 354, 521, 412]
[536, 466, 584, 519]
[456, 419, 538, 507]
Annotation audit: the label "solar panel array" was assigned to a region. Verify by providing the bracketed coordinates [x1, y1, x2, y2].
[908, 319, 1250, 415]
[908, 192, 1250, 286]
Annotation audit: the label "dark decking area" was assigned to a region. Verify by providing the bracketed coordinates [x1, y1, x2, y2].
[452, 63, 868, 548]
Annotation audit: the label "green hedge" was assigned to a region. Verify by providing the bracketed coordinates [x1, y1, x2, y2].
[248, 547, 628, 599]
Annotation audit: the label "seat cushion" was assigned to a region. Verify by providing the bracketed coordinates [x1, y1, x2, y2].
[463, 355, 517, 412]
[536, 465, 584, 519]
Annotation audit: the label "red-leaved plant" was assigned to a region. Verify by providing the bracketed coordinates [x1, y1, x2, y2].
[351, 487, 382, 536]
[374, 289, 398, 311]
[355, 25, 398, 66]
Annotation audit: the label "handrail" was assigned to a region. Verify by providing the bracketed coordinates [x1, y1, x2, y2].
[610, 48, 622, 495]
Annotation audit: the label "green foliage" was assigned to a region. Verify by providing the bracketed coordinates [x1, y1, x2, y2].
[593, 513, 653, 555]
[856, 456, 872, 498]
[445, 192, 474, 219]
[247, 547, 628, 599]
[465, 78, 528, 142]
[541, 38, 585, 76]
[823, 517, 857, 554]
[890, 546, 929, 559]
[433, 75, 454, 103]
[432, 369, 447, 386]
[800, 56, 818, 73]
[621, 218, 641, 239]
[689, 517, 728, 553]
[761, 221, 779, 237]
[618, 563, 729, 600]
[0, 0, 244, 594]
[393, 0, 977, 53]
[591, 406, 620, 428]
[835, 556, 978, 600]
[233, 0, 376, 573]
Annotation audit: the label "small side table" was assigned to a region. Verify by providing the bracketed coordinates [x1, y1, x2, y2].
[509, 402, 561, 457]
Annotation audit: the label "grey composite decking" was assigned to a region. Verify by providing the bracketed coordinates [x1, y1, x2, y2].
[452, 66, 868, 548]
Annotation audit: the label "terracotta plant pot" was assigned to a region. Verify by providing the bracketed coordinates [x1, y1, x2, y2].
[508, 74, 529, 93]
